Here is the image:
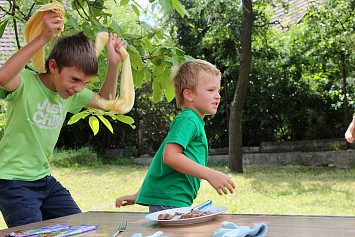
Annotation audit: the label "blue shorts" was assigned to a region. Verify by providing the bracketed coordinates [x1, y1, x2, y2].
[0, 176, 81, 228]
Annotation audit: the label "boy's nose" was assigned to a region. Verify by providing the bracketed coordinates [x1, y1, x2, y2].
[74, 84, 85, 93]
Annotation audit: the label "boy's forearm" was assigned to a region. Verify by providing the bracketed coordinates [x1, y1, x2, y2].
[163, 152, 211, 180]
[98, 61, 119, 100]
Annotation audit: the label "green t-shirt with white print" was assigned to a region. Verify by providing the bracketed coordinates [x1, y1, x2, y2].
[0, 69, 93, 181]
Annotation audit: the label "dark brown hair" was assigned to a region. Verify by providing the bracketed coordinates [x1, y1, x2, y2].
[45, 32, 98, 76]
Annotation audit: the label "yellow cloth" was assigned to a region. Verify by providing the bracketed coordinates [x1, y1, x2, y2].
[95, 32, 135, 114]
[24, 1, 65, 73]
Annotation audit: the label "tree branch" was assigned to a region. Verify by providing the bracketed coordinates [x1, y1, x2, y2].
[142, 52, 172, 61]
[73, 0, 91, 21]
[254, 20, 289, 30]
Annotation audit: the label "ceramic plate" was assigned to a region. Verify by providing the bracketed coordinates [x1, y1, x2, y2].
[145, 206, 228, 225]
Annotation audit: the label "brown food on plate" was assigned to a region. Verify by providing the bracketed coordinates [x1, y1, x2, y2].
[157, 210, 212, 220]
[180, 210, 212, 219]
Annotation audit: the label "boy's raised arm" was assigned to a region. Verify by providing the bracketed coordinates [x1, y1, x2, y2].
[0, 11, 63, 91]
[99, 33, 126, 99]
[87, 33, 127, 109]
[163, 143, 236, 195]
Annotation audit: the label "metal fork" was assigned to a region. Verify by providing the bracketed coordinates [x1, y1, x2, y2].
[111, 220, 127, 237]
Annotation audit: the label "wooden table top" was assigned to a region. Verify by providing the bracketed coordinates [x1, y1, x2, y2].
[0, 211, 354, 237]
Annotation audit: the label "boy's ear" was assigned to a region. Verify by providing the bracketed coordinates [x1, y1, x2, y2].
[183, 89, 193, 102]
[48, 59, 57, 73]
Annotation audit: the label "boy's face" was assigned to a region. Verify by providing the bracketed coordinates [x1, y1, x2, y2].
[52, 65, 92, 99]
[188, 72, 221, 118]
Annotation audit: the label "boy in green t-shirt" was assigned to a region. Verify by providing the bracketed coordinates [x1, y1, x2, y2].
[115, 59, 235, 212]
[0, 11, 126, 227]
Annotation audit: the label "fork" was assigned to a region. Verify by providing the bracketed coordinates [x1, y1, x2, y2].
[111, 220, 127, 237]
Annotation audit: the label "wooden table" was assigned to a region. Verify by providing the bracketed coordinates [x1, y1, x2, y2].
[0, 212, 354, 237]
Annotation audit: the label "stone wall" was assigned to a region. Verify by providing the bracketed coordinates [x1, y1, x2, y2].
[133, 139, 355, 168]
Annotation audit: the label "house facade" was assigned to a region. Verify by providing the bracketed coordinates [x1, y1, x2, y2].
[0, 0, 16, 67]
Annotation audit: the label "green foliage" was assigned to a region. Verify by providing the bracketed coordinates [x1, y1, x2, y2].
[1, 0, 189, 135]
[0, 20, 9, 38]
[168, 0, 354, 146]
[50, 147, 102, 167]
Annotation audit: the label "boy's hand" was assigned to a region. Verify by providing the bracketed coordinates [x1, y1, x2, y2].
[206, 170, 236, 195]
[345, 130, 354, 143]
[345, 119, 355, 143]
[41, 11, 64, 43]
[115, 194, 137, 208]
[108, 33, 127, 65]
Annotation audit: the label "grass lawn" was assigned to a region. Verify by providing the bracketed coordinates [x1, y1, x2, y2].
[0, 164, 354, 230]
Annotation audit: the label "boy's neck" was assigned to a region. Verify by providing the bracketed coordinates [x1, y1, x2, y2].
[39, 73, 56, 91]
[183, 105, 205, 119]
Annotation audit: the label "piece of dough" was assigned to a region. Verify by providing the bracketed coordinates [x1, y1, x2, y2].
[24, 1, 65, 73]
[95, 32, 135, 114]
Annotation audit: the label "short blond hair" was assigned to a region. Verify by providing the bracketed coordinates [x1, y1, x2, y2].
[171, 59, 221, 108]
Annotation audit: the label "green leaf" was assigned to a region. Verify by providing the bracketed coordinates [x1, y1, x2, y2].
[71, 0, 87, 9]
[172, 54, 178, 66]
[159, 0, 173, 14]
[164, 81, 175, 102]
[132, 67, 145, 88]
[113, 115, 135, 128]
[112, 20, 122, 34]
[172, 0, 190, 18]
[140, 22, 151, 31]
[143, 67, 151, 82]
[142, 37, 153, 52]
[129, 45, 143, 71]
[67, 112, 90, 125]
[0, 20, 9, 39]
[120, 0, 130, 6]
[131, 4, 140, 16]
[155, 30, 164, 39]
[97, 114, 113, 133]
[152, 78, 163, 102]
[68, 16, 79, 31]
[157, 67, 171, 90]
[147, 31, 156, 39]
[89, 116, 99, 136]
[153, 62, 166, 78]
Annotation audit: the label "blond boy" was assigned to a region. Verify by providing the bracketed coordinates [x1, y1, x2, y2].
[116, 59, 235, 212]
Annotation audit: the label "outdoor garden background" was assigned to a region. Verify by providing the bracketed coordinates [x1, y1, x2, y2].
[0, 0, 354, 230]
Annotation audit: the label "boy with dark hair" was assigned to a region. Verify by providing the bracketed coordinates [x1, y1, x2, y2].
[0, 10, 126, 227]
[115, 59, 235, 212]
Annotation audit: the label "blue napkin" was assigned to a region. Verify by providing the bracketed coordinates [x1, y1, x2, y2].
[131, 231, 164, 237]
[213, 221, 268, 237]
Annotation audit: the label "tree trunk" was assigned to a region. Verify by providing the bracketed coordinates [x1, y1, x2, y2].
[341, 53, 350, 149]
[229, 0, 253, 173]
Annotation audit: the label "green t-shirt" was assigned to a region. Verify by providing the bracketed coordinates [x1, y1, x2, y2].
[136, 108, 208, 207]
[0, 69, 93, 181]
